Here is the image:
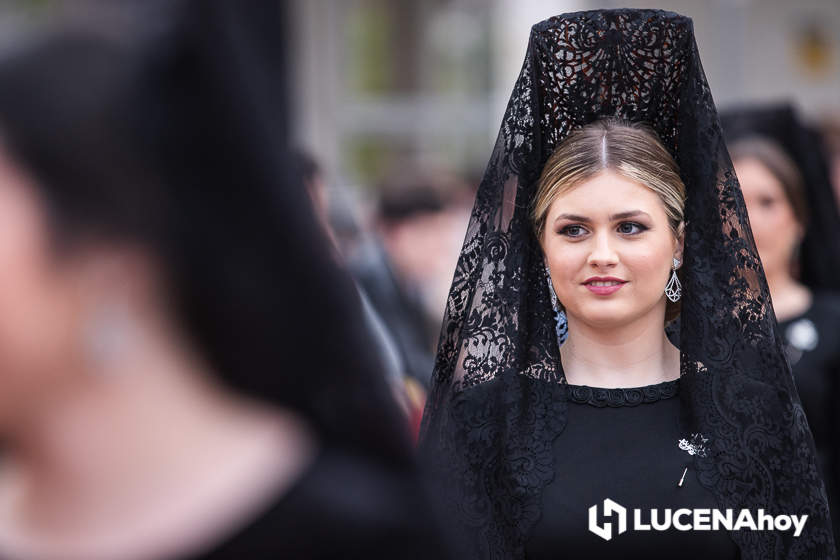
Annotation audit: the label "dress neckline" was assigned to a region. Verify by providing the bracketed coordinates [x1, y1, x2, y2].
[564, 377, 679, 407]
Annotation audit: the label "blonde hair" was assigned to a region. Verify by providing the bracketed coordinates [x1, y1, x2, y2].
[532, 118, 686, 323]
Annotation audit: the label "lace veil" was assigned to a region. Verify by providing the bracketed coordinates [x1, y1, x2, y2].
[418, 9, 835, 559]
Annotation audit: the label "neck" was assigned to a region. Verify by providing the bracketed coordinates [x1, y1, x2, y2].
[560, 306, 679, 388]
[0, 322, 307, 550]
[764, 267, 811, 322]
[765, 266, 796, 295]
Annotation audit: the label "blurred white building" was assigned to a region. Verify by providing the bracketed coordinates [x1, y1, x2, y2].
[290, 0, 840, 189]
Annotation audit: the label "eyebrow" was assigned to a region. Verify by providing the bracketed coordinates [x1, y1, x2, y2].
[553, 210, 652, 224]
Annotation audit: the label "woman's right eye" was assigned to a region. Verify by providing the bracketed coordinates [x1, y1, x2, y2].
[559, 225, 587, 237]
[758, 196, 775, 209]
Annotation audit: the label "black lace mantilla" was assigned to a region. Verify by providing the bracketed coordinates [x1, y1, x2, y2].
[566, 378, 679, 407]
[419, 9, 835, 560]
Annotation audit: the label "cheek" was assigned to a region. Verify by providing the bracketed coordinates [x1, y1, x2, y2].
[0, 184, 78, 420]
[748, 206, 798, 251]
[543, 239, 587, 289]
[620, 241, 673, 287]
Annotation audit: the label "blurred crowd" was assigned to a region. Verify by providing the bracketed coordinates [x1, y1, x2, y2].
[295, 148, 475, 440]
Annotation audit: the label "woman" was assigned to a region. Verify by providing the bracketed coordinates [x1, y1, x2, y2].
[721, 104, 840, 292]
[419, 9, 834, 559]
[526, 117, 739, 557]
[730, 136, 840, 549]
[0, 6, 451, 560]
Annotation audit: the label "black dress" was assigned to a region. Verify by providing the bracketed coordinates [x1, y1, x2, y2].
[189, 445, 454, 560]
[777, 291, 840, 546]
[526, 378, 740, 559]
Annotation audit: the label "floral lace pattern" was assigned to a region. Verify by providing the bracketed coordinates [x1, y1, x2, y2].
[419, 9, 835, 560]
[566, 378, 679, 407]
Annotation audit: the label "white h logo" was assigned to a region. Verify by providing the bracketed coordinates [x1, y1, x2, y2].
[589, 498, 628, 541]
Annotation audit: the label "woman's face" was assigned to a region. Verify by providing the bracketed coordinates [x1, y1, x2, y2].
[0, 146, 80, 431]
[541, 170, 682, 329]
[734, 157, 801, 280]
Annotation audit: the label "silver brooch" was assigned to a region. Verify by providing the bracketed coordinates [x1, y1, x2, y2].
[678, 433, 709, 457]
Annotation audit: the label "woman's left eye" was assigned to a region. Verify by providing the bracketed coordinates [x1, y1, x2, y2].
[617, 222, 646, 235]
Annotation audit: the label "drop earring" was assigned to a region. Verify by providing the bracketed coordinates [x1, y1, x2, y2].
[665, 257, 682, 303]
[545, 265, 558, 310]
[545, 265, 568, 346]
[84, 300, 136, 374]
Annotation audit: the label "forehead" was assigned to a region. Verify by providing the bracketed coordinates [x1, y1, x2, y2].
[733, 157, 784, 196]
[546, 170, 667, 219]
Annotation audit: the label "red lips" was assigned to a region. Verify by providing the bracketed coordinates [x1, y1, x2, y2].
[583, 276, 627, 296]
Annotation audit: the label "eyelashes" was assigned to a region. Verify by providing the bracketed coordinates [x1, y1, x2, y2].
[617, 221, 648, 235]
[557, 221, 648, 238]
[559, 224, 586, 237]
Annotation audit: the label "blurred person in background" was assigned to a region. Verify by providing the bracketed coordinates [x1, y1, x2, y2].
[293, 148, 426, 440]
[0, 2, 454, 559]
[375, 166, 474, 346]
[344, 166, 474, 439]
[721, 105, 840, 292]
[338, 166, 474, 387]
[348, 168, 473, 391]
[727, 134, 840, 551]
[294, 149, 336, 247]
[821, 116, 840, 215]
[722, 111, 840, 553]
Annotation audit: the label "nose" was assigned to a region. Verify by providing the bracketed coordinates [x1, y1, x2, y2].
[586, 230, 619, 268]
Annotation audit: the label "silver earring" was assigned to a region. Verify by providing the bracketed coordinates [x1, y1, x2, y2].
[545, 265, 559, 311]
[665, 257, 682, 303]
[84, 301, 135, 372]
[545, 265, 568, 346]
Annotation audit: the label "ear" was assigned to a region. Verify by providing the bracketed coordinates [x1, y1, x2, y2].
[674, 221, 685, 267]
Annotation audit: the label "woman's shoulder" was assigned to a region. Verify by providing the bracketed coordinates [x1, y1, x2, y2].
[196, 444, 453, 559]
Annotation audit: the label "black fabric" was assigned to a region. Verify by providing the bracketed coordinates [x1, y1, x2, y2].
[721, 104, 840, 292]
[188, 445, 454, 559]
[777, 292, 840, 550]
[527, 379, 739, 559]
[418, 9, 835, 559]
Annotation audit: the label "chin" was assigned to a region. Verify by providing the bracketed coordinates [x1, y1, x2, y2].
[572, 303, 637, 328]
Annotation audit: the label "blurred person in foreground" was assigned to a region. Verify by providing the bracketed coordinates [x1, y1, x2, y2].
[0, 3, 453, 560]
